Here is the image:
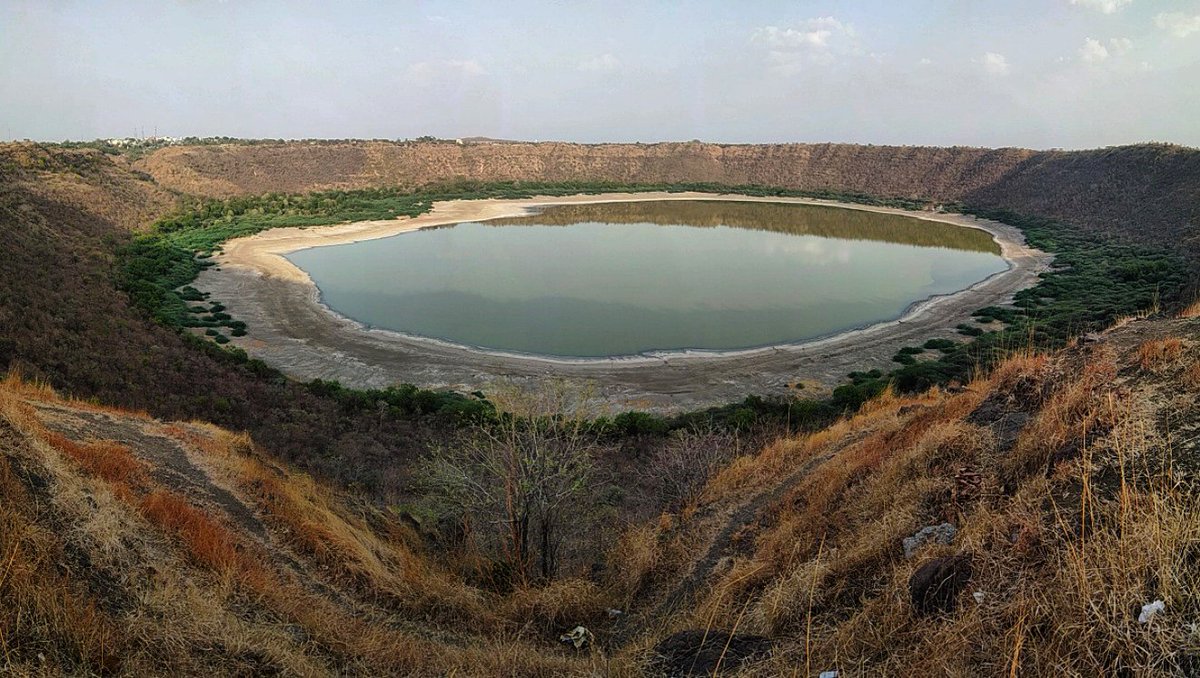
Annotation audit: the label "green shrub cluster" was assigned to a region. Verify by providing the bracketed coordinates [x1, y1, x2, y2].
[852, 207, 1193, 395]
[305, 379, 497, 425]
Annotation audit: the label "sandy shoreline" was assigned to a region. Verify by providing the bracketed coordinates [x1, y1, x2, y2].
[200, 193, 1053, 410]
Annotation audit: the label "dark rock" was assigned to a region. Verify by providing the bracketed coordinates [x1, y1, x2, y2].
[649, 629, 772, 676]
[909, 554, 972, 615]
[993, 412, 1031, 453]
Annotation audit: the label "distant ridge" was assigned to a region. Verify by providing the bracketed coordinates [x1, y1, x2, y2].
[130, 140, 1200, 256]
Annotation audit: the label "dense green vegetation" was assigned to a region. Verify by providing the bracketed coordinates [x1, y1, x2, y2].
[867, 207, 1194, 395]
[115, 181, 1193, 439]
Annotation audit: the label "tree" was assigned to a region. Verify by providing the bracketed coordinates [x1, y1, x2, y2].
[423, 385, 595, 584]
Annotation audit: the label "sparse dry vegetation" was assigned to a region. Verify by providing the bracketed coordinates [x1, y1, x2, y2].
[599, 322, 1200, 675]
[0, 377, 627, 675]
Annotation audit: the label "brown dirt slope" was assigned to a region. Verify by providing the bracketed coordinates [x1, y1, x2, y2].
[138, 141, 1033, 200]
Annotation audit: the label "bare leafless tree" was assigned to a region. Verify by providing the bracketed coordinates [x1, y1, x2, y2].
[650, 427, 744, 510]
[423, 383, 596, 583]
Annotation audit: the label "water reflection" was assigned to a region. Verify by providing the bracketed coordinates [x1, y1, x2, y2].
[286, 201, 1007, 357]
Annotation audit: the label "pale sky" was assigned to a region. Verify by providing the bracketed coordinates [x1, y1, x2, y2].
[2, 0, 1198, 149]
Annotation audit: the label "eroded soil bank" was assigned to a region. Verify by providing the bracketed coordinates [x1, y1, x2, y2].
[197, 193, 1052, 411]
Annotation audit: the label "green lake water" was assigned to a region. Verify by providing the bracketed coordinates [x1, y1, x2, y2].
[285, 200, 1007, 357]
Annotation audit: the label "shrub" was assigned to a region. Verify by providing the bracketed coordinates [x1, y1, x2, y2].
[612, 411, 670, 436]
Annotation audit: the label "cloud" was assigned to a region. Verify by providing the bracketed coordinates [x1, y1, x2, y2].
[1079, 37, 1109, 62]
[752, 17, 858, 75]
[977, 52, 1010, 75]
[1155, 12, 1200, 38]
[1108, 37, 1133, 55]
[405, 59, 486, 85]
[578, 53, 620, 73]
[1068, 0, 1132, 14]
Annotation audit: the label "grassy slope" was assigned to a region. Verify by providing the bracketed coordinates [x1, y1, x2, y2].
[0, 375, 614, 676]
[5, 313, 1200, 675]
[608, 313, 1200, 675]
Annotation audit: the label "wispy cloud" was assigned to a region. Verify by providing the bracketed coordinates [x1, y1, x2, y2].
[977, 52, 1010, 75]
[1079, 37, 1109, 62]
[1068, 0, 1132, 14]
[1108, 37, 1132, 55]
[752, 17, 858, 75]
[1155, 12, 1200, 38]
[578, 53, 620, 73]
[405, 59, 486, 85]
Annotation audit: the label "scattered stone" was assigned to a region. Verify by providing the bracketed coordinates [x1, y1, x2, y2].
[560, 626, 592, 649]
[649, 629, 772, 676]
[909, 554, 973, 615]
[902, 523, 958, 559]
[1138, 600, 1165, 624]
[973, 591, 986, 605]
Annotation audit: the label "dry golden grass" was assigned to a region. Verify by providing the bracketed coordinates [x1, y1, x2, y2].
[617, 343, 1200, 674]
[1181, 362, 1200, 391]
[0, 454, 124, 674]
[1136, 336, 1186, 371]
[2, 371, 152, 420]
[606, 523, 668, 607]
[139, 490, 245, 573]
[1001, 351, 1118, 486]
[0, 377, 609, 676]
[43, 431, 147, 492]
[1177, 298, 1200, 319]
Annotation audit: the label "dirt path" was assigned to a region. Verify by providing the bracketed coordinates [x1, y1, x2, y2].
[200, 193, 1053, 412]
[31, 402, 268, 539]
[613, 447, 843, 648]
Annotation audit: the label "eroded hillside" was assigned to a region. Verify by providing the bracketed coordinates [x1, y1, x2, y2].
[0, 143, 437, 498]
[135, 140, 1200, 253]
